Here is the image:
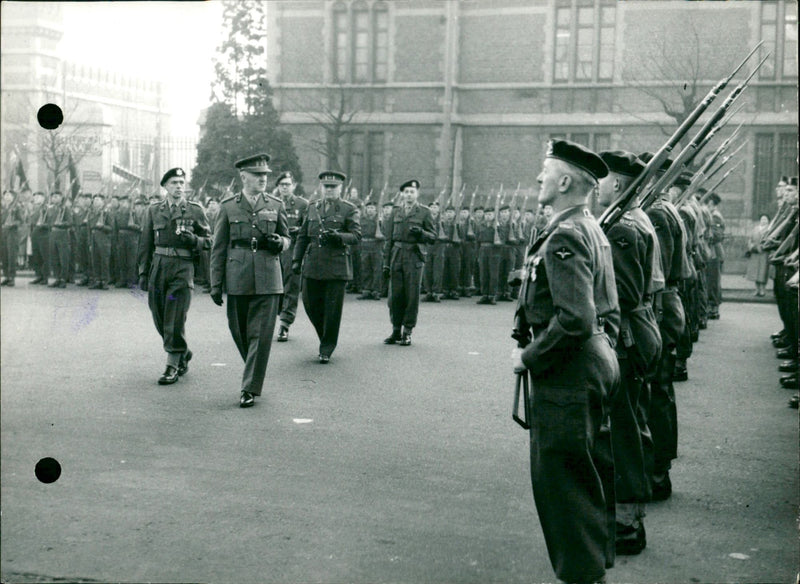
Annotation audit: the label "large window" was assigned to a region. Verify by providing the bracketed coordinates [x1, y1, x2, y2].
[332, 1, 389, 84]
[553, 0, 616, 84]
[753, 132, 799, 218]
[344, 131, 384, 197]
[760, 1, 798, 80]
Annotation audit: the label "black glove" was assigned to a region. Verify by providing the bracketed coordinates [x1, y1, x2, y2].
[408, 225, 423, 241]
[138, 276, 148, 291]
[382, 266, 391, 279]
[210, 289, 223, 306]
[292, 260, 302, 275]
[326, 230, 344, 247]
[179, 230, 198, 246]
[266, 233, 283, 254]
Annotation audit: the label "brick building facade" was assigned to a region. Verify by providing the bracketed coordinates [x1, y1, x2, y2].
[267, 0, 798, 268]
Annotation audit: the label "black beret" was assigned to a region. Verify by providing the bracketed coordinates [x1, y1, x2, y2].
[473, 206, 484, 211]
[779, 175, 789, 184]
[160, 167, 186, 186]
[706, 192, 721, 204]
[638, 152, 673, 173]
[546, 139, 608, 181]
[697, 187, 708, 195]
[499, 204, 510, 211]
[275, 171, 294, 186]
[319, 170, 346, 184]
[445, 205, 455, 211]
[789, 177, 798, 187]
[364, 199, 377, 207]
[599, 150, 646, 178]
[92, 192, 105, 199]
[400, 179, 420, 191]
[382, 201, 394, 207]
[235, 154, 271, 173]
[673, 171, 693, 188]
[429, 200, 440, 206]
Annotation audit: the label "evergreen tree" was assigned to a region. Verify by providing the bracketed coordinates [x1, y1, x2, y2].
[193, 0, 302, 198]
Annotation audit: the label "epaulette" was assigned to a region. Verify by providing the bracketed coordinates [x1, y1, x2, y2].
[265, 193, 282, 204]
[220, 194, 236, 204]
[188, 200, 204, 208]
[418, 203, 430, 212]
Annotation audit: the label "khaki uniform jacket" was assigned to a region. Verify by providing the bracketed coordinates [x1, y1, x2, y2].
[293, 198, 361, 280]
[138, 198, 211, 279]
[210, 192, 290, 295]
[382, 203, 436, 267]
[517, 205, 620, 378]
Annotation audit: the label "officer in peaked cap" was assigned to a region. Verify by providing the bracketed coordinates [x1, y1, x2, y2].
[596, 149, 664, 556]
[138, 167, 211, 386]
[381, 178, 436, 345]
[511, 139, 620, 584]
[210, 153, 290, 407]
[292, 170, 361, 363]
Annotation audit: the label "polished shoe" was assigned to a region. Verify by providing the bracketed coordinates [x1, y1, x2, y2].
[370, 292, 382, 300]
[384, 331, 402, 344]
[772, 337, 790, 349]
[30, 277, 44, 285]
[318, 354, 330, 364]
[672, 360, 688, 382]
[771, 330, 786, 341]
[1, 278, 10, 286]
[178, 350, 192, 376]
[616, 522, 646, 556]
[277, 326, 289, 342]
[776, 347, 796, 359]
[651, 473, 672, 501]
[240, 391, 255, 408]
[399, 331, 412, 346]
[4, 279, 14, 287]
[48, 279, 62, 288]
[708, 313, 719, 320]
[76, 279, 89, 287]
[780, 374, 799, 389]
[357, 292, 372, 300]
[496, 294, 513, 302]
[789, 394, 799, 409]
[778, 360, 798, 373]
[698, 320, 707, 330]
[476, 295, 492, 305]
[157, 366, 179, 385]
[88, 282, 109, 290]
[690, 329, 699, 343]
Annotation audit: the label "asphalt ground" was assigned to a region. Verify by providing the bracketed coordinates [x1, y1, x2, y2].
[1, 278, 798, 584]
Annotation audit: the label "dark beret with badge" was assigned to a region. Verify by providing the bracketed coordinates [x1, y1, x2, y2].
[235, 154, 271, 174]
[706, 192, 721, 204]
[673, 171, 693, 188]
[400, 179, 420, 191]
[275, 171, 294, 186]
[789, 177, 798, 187]
[599, 150, 646, 178]
[160, 167, 186, 186]
[546, 139, 608, 181]
[319, 170, 346, 185]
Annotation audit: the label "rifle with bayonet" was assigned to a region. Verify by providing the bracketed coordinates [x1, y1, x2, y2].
[507, 183, 521, 244]
[492, 184, 504, 245]
[466, 185, 478, 239]
[451, 183, 465, 244]
[375, 181, 388, 240]
[598, 41, 764, 233]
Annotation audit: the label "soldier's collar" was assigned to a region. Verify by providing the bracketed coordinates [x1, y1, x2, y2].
[544, 204, 585, 230]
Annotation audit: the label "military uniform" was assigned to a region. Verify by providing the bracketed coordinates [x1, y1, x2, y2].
[476, 218, 500, 303]
[88, 197, 114, 289]
[516, 205, 620, 584]
[138, 174, 211, 378]
[293, 172, 361, 360]
[30, 201, 51, 284]
[210, 184, 290, 401]
[1, 195, 26, 285]
[706, 201, 725, 318]
[439, 214, 462, 299]
[358, 206, 384, 299]
[382, 188, 436, 343]
[278, 189, 308, 334]
[458, 213, 476, 296]
[496, 216, 516, 300]
[422, 208, 445, 301]
[115, 198, 142, 288]
[73, 199, 92, 286]
[47, 199, 73, 287]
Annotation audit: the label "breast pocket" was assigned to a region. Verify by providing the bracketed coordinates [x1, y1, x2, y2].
[230, 219, 247, 240]
[257, 209, 277, 236]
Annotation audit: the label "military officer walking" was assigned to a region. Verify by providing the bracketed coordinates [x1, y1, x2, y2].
[382, 179, 436, 345]
[512, 139, 619, 584]
[138, 168, 211, 385]
[292, 171, 361, 363]
[274, 171, 308, 342]
[209, 154, 290, 407]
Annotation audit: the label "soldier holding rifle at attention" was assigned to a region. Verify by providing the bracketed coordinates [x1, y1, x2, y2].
[292, 170, 361, 364]
[209, 154, 290, 407]
[511, 139, 620, 584]
[381, 179, 436, 346]
[138, 167, 211, 386]
[1, 190, 27, 286]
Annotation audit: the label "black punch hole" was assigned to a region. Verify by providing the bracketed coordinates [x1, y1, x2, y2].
[37, 104, 64, 130]
[35, 457, 62, 484]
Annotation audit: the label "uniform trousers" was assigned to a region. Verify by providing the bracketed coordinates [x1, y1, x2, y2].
[31, 226, 50, 279]
[441, 242, 461, 292]
[459, 242, 476, 292]
[676, 279, 696, 361]
[116, 229, 140, 286]
[279, 243, 302, 327]
[650, 289, 684, 476]
[529, 332, 619, 584]
[695, 261, 708, 321]
[388, 247, 424, 331]
[423, 242, 444, 294]
[499, 244, 516, 296]
[90, 229, 111, 284]
[227, 294, 280, 396]
[2, 226, 19, 278]
[49, 228, 72, 281]
[359, 240, 384, 293]
[147, 254, 193, 367]
[706, 258, 722, 313]
[478, 244, 500, 296]
[75, 226, 91, 280]
[302, 278, 347, 357]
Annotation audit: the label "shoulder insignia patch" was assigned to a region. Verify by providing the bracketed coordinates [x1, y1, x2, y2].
[615, 237, 631, 249]
[554, 246, 574, 260]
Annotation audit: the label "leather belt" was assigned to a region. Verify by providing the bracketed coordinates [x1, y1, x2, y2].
[53, 225, 71, 230]
[231, 239, 270, 251]
[393, 242, 419, 249]
[155, 246, 193, 259]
